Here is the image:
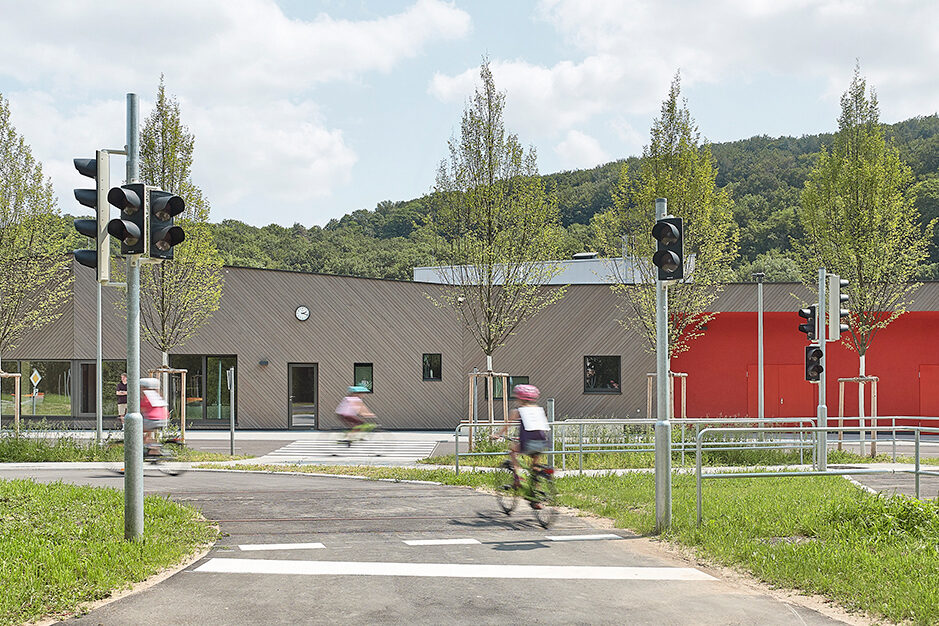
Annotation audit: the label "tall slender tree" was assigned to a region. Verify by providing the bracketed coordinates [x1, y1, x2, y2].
[797, 66, 934, 446]
[594, 73, 737, 356]
[0, 93, 71, 364]
[127, 77, 224, 373]
[426, 61, 566, 368]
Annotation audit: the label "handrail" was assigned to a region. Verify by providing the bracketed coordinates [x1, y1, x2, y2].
[695, 425, 939, 525]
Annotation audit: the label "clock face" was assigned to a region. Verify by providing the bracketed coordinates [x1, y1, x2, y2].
[295, 306, 310, 321]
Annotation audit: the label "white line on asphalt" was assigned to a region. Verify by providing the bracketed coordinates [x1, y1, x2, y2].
[402, 538, 481, 546]
[239, 542, 326, 551]
[194, 558, 716, 580]
[544, 534, 622, 542]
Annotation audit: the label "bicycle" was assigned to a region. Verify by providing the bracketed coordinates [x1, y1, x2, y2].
[494, 457, 558, 528]
[104, 439, 187, 476]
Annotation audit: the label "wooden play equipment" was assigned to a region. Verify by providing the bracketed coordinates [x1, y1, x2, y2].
[838, 375, 879, 456]
[0, 371, 22, 433]
[463, 370, 511, 451]
[646, 371, 687, 420]
[148, 367, 189, 443]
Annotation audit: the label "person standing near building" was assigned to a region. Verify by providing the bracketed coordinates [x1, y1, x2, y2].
[116, 372, 128, 427]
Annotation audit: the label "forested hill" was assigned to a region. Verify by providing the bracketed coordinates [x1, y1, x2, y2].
[205, 114, 939, 281]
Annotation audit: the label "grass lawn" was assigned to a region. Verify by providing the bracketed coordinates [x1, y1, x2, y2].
[200, 463, 939, 624]
[0, 478, 217, 625]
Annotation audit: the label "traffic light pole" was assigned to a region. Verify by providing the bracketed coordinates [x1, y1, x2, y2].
[816, 268, 828, 471]
[123, 93, 144, 541]
[654, 197, 671, 533]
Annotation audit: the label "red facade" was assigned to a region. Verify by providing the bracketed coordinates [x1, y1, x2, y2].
[672, 311, 939, 426]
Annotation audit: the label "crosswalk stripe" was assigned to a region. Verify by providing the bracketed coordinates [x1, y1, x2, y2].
[545, 534, 622, 542]
[403, 538, 481, 546]
[194, 558, 716, 581]
[239, 542, 326, 551]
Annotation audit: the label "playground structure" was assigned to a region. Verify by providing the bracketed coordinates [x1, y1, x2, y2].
[148, 366, 189, 443]
[838, 375, 879, 456]
[0, 370, 22, 433]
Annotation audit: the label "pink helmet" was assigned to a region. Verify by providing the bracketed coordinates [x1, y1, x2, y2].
[513, 384, 540, 402]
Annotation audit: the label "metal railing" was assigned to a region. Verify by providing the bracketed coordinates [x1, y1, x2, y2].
[453, 417, 817, 475]
[695, 425, 939, 525]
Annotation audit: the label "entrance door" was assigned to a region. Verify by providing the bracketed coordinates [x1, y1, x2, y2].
[288, 363, 318, 428]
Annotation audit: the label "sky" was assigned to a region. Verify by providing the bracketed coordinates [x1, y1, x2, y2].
[1, 0, 938, 228]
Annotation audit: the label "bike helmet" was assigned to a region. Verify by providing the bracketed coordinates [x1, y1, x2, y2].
[140, 378, 160, 390]
[348, 385, 370, 394]
[513, 384, 540, 402]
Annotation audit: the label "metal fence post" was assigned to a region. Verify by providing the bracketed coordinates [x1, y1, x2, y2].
[915, 429, 921, 499]
[579, 422, 584, 474]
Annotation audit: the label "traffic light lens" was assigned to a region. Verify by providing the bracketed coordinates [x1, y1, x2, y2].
[652, 250, 680, 273]
[652, 222, 679, 245]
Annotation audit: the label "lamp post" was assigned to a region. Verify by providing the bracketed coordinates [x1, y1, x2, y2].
[753, 272, 765, 432]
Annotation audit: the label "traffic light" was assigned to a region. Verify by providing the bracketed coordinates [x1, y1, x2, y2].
[805, 345, 823, 382]
[107, 183, 146, 255]
[148, 190, 185, 259]
[798, 304, 817, 341]
[72, 152, 110, 282]
[828, 275, 850, 341]
[651, 216, 683, 280]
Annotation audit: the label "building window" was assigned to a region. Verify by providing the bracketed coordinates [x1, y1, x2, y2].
[584, 356, 621, 394]
[79, 359, 127, 416]
[169, 354, 238, 422]
[484, 375, 529, 400]
[14, 360, 73, 417]
[354, 363, 373, 392]
[422, 354, 442, 380]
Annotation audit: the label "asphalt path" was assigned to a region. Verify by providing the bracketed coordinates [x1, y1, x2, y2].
[0, 466, 851, 625]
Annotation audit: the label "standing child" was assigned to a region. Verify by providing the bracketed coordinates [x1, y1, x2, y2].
[335, 386, 375, 446]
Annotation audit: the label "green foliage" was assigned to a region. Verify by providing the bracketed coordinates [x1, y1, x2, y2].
[594, 73, 738, 355]
[0, 478, 215, 625]
[797, 66, 935, 357]
[0, 92, 72, 354]
[426, 61, 567, 357]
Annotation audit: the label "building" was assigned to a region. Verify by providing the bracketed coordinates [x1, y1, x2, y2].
[3, 258, 938, 429]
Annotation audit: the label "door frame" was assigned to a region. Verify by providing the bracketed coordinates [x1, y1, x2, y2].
[287, 362, 319, 429]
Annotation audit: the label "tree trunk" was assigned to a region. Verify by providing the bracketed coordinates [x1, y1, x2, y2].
[161, 351, 170, 418]
[858, 354, 866, 456]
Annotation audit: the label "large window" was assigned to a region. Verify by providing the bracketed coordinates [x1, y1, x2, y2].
[422, 354, 442, 381]
[18, 360, 72, 416]
[79, 360, 127, 416]
[169, 355, 237, 422]
[353, 363, 373, 392]
[584, 356, 621, 394]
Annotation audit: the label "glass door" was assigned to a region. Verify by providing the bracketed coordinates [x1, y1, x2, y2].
[288, 363, 318, 429]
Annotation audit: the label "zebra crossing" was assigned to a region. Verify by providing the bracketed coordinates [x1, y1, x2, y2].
[255, 438, 439, 464]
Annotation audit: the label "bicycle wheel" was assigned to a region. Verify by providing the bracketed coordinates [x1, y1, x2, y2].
[494, 461, 519, 515]
[153, 450, 187, 476]
[531, 471, 558, 529]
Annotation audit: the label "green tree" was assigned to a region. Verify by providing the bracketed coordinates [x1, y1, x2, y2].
[797, 66, 934, 445]
[594, 73, 737, 356]
[426, 61, 566, 366]
[0, 93, 72, 361]
[134, 77, 224, 370]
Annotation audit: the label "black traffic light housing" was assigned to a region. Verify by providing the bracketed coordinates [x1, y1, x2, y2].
[72, 152, 110, 282]
[798, 304, 817, 341]
[651, 216, 683, 280]
[805, 345, 823, 382]
[149, 190, 186, 259]
[107, 183, 146, 255]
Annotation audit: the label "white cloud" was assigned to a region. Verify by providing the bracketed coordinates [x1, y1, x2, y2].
[0, 0, 471, 225]
[554, 130, 609, 170]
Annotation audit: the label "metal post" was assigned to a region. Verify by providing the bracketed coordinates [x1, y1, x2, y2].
[579, 422, 584, 474]
[816, 268, 827, 471]
[96, 281, 103, 444]
[547, 398, 555, 466]
[654, 197, 672, 533]
[915, 429, 920, 499]
[123, 93, 143, 541]
[227, 367, 235, 456]
[754, 272, 764, 434]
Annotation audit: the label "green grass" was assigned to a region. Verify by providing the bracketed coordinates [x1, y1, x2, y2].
[0, 478, 217, 625]
[201, 462, 939, 624]
[0, 430, 250, 463]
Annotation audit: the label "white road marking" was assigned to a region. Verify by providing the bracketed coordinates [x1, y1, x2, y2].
[403, 538, 481, 546]
[194, 558, 716, 581]
[239, 542, 326, 551]
[545, 534, 622, 542]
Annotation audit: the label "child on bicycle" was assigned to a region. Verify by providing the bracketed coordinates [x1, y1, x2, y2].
[335, 385, 375, 446]
[140, 378, 169, 456]
[494, 384, 550, 502]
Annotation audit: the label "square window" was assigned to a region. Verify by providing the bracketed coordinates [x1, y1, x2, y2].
[584, 356, 621, 394]
[422, 354, 442, 381]
[354, 363, 373, 392]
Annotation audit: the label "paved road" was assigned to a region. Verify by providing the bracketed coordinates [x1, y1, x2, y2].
[0, 467, 848, 625]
